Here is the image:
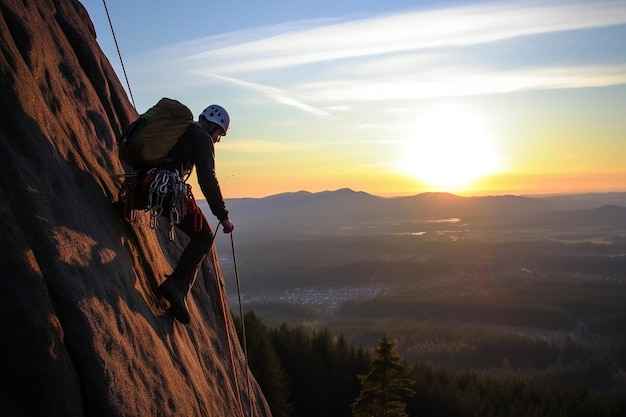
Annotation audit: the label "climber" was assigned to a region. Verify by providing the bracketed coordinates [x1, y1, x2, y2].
[127, 104, 235, 324]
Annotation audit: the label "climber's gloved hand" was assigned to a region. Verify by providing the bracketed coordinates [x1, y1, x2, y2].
[220, 218, 235, 233]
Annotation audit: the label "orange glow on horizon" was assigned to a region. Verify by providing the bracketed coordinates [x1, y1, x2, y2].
[194, 166, 626, 200]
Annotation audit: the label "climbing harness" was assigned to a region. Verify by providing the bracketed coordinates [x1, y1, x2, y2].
[118, 169, 203, 241]
[101, 0, 135, 108]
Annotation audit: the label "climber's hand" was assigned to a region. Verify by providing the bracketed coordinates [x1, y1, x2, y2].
[220, 218, 235, 233]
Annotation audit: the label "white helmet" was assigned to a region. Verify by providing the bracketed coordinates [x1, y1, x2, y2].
[200, 104, 230, 135]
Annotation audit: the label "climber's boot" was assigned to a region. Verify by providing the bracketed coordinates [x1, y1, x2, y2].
[158, 276, 191, 324]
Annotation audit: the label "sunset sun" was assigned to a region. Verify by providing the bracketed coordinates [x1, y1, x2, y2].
[399, 106, 504, 191]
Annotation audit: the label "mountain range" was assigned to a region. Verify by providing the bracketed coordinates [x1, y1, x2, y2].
[199, 189, 626, 234]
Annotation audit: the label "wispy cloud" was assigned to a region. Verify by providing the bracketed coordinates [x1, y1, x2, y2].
[182, 0, 626, 73]
[295, 64, 626, 102]
[135, 0, 626, 112]
[191, 72, 330, 117]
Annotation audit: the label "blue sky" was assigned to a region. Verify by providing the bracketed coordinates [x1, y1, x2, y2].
[83, 0, 626, 198]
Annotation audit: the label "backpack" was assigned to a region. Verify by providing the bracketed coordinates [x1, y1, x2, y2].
[118, 98, 194, 168]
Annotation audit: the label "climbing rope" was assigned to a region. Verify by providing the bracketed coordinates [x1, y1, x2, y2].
[231, 232, 253, 415]
[101, 0, 136, 108]
[210, 227, 248, 417]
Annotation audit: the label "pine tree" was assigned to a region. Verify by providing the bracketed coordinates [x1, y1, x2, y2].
[352, 333, 416, 417]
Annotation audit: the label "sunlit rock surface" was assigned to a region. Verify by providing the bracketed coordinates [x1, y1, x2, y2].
[0, 0, 270, 415]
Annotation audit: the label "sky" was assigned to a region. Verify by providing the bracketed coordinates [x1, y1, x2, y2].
[83, 0, 626, 198]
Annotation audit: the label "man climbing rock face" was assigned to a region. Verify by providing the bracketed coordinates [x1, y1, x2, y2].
[157, 104, 235, 324]
[123, 103, 235, 324]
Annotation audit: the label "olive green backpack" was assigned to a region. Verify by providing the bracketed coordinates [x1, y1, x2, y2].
[118, 98, 194, 168]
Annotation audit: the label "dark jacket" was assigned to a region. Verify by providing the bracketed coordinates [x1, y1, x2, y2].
[159, 123, 229, 220]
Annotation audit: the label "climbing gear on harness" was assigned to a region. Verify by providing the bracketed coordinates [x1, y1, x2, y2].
[117, 168, 203, 241]
[146, 169, 185, 240]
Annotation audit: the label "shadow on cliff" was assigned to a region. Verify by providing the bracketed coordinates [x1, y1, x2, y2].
[0, 0, 269, 415]
[1, 102, 253, 416]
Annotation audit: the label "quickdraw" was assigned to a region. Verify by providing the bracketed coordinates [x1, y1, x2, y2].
[118, 169, 201, 241]
[146, 168, 186, 240]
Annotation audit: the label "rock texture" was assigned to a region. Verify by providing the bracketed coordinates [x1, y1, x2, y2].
[0, 1, 270, 416]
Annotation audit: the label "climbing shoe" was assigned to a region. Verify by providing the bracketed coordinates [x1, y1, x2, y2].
[159, 277, 191, 324]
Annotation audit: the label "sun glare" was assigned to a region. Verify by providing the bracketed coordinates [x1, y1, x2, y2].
[399, 106, 504, 191]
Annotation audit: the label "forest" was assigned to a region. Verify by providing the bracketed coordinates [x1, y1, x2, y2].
[235, 312, 626, 417]
[217, 219, 626, 416]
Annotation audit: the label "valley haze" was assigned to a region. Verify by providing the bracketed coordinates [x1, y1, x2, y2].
[196, 188, 626, 382]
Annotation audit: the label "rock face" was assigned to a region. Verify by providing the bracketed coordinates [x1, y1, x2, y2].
[0, 1, 270, 416]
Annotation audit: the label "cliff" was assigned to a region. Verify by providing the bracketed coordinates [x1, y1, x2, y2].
[0, 0, 270, 416]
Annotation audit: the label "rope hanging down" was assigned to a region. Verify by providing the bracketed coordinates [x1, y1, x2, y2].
[231, 232, 253, 415]
[210, 226, 250, 417]
[101, 0, 136, 108]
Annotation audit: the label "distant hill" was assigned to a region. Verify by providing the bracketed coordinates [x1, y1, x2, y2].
[197, 189, 626, 234]
[526, 192, 626, 208]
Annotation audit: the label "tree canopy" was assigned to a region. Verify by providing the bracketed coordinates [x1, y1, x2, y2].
[352, 333, 416, 417]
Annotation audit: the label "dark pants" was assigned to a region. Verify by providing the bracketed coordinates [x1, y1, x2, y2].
[169, 211, 214, 288]
[127, 173, 213, 288]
